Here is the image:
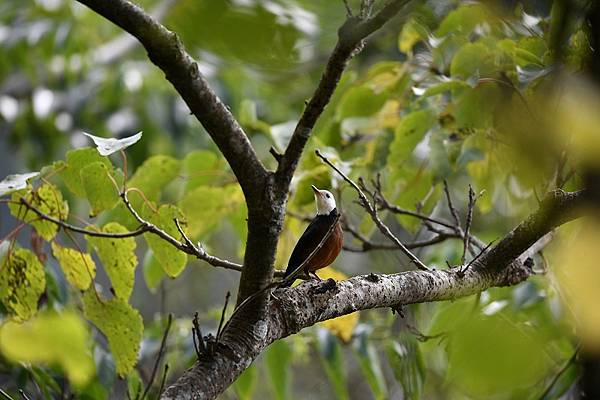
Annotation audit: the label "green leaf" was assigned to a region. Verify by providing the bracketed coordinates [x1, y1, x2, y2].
[454, 85, 502, 129]
[436, 4, 487, 37]
[87, 223, 138, 300]
[0, 172, 39, 197]
[234, 363, 256, 400]
[387, 334, 425, 400]
[445, 310, 554, 397]
[182, 150, 223, 192]
[0, 248, 46, 321]
[336, 85, 387, 120]
[353, 332, 388, 400]
[421, 79, 470, 98]
[9, 183, 69, 241]
[126, 369, 142, 400]
[450, 42, 493, 79]
[127, 155, 181, 201]
[316, 329, 349, 400]
[0, 310, 94, 387]
[180, 185, 244, 238]
[80, 162, 122, 216]
[142, 250, 165, 293]
[265, 340, 292, 400]
[83, 131, 142, 156]
[387, 109, 436, 166]
[83, 291, 143, 377]
[60, 148, 111, 197]
[143, 204, 187, 277]
[51, 243, 96, 291]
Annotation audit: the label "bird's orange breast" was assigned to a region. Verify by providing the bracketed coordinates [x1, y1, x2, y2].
[306, 222, 343, 272]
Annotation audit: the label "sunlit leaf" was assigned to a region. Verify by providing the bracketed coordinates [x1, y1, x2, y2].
[9, 183, 69, 241]
[83, 290, 143, 377]
[387, 109, 436, 166]
[87, 223, 138, 300]
[143, 204, 187, 277]
[436, 3, 488, 37]
[51, 243, 96, 291]
[554, 221, 600, 351]
[450, 42, 494, 79]
[0, 172, 39, 197]
[83, 131, 142, 156]
[265, 340, 292, 400]
[182, 150, 223, 192]
[60, 148, 111, 197]
[81, 162, 122, 216]
[398, 19, 424, 54]
[180, 185, 244, 238]
[0, 310, 94, 387]
[318, 268, 358, 343]
[127, 155, 181, 201]
[0, 248, 46, 321]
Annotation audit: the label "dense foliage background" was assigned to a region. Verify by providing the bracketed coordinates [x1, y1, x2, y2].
[0, 0, 596, 399]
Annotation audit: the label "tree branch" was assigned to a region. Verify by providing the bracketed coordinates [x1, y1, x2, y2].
[162, 187, 587, 399]
[75, 0, 267, 199]
[275, 0, 411, 189]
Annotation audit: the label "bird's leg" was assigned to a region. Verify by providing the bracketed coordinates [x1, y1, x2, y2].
[309, 271, 322, 281]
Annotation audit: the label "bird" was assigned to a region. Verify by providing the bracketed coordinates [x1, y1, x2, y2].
[281, 185, 343, 287]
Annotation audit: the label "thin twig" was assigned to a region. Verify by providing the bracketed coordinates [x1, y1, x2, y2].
[0, 389, 15, 400]
[191, 312, 205, 359]
[216, 292, 231, 342]
[140, 314, 172, 400]
[443, 180, 462, 229]
[537, 344, 580, 400]
[17, 390, 30, 400]
[461, 185, 476, 265]
[157, 364, 169, 398]
[19, 198, 148, 238]
[315, 149, 429, 271]
[461, 239, 496, 275]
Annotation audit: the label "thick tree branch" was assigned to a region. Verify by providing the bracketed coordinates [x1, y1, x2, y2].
[163, 189, 587, 400]
[275, 0, 411, 189]
[75, 0, 267, 199]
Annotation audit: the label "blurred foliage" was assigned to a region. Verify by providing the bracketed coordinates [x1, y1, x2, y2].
[0, 0, 596, 399]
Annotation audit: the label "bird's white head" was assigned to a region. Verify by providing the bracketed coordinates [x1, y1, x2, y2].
[312, 185, 336, 215]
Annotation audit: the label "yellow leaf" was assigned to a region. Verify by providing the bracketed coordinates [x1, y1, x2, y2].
[553, 219, 600, 351]
[317, 268, 359, 343]
[88, 223, 137, 300]
[51, 243, 95, 290]
[0, 248, 46, 321]
[0, 310, 94, 387]
[9, 184, 69, 241]
[83, 291, 143, 377]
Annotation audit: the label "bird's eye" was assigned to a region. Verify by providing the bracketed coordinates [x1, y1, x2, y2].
[326, 194, 330, 198]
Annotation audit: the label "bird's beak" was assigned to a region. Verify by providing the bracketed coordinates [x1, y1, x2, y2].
[311, 185, 322, 197]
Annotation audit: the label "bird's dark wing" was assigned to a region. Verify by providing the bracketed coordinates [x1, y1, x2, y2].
[284, 215, 331, 278]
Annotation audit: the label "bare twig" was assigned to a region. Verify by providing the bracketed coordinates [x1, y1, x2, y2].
[157, 364, 169, 398]
[315, 149, 429, 271]
[19, 198, 148, 238]
[140, 314, 172, 400]
[461, 185, 476, 265]
[191, 312, 205, 359]
[461, 240, 496, 275]
[17, 390, 30, 400]
[0, 389, 14, 400]
[216, 292, 231, 342]
[443, 180, 462, 230]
